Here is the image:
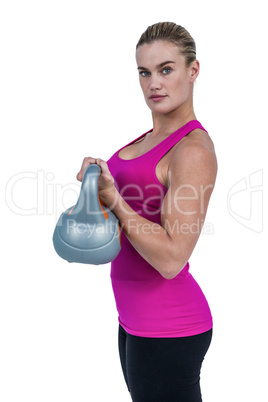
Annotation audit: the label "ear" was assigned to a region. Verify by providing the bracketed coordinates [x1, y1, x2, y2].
[189, 59, 200, 82]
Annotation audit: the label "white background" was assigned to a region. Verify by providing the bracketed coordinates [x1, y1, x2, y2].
[1, 0, 267, 401]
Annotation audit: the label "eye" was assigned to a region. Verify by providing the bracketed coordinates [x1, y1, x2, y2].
[162, 67, 172, 75]
[139, 71, 150, 77]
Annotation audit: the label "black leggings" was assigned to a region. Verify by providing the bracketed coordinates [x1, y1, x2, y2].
[118, 325, 212, 402]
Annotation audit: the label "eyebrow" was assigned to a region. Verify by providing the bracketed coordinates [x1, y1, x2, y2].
[137, 60, 175, 70]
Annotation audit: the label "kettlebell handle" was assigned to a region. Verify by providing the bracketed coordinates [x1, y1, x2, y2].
[81, 163, 102, 212]
[70, 163, 106, 223]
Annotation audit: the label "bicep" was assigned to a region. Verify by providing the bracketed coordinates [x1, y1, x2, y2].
[161, 142, 217, 261]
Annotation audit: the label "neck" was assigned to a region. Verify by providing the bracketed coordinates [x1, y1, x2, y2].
[150, 103, 197, 138]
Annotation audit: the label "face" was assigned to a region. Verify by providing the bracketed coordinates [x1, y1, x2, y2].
[136, 41, 199, 116]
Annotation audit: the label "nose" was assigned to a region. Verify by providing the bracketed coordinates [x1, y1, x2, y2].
[149, 73, 162, 91]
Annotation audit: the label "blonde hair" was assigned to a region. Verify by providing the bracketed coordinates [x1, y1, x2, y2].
[136, 22, 196, 68]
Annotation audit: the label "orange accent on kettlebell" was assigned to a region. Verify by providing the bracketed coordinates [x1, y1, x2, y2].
[98, 196, 109, 220]
[118, 223, 122, 245]
[68, 207, 74, 215]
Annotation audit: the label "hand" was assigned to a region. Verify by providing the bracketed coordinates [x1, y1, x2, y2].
[76, 157, 116, 203]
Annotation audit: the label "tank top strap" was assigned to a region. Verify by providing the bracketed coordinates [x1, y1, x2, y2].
[149, 120, 207, 161]
[116, 128, 153, 152]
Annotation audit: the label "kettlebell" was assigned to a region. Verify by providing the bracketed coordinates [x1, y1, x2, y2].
[53, 164, 121, 265]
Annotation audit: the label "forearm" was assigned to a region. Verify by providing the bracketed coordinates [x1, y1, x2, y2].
[101, 187, 183, 279]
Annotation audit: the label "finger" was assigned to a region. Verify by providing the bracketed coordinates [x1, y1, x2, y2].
[96, 159, 110, 177]
[77, 157, 97, 181]
[96, 159, 115, 189]
[96, 158, 106, 170]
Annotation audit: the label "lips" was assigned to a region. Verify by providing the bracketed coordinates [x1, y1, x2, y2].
[149, 94, 167, 101]
[149, 94, 166, 99]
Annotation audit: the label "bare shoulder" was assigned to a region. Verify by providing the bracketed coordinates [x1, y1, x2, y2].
[168, 128, 218, 184]
[181, 128, 216, 154]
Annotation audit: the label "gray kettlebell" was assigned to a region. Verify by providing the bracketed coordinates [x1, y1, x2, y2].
[53, 164, 121, 265]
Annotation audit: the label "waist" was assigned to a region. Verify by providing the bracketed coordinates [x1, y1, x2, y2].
[110, 261, 212, 337]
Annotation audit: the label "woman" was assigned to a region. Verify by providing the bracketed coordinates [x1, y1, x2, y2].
[77, 22, 217, 402]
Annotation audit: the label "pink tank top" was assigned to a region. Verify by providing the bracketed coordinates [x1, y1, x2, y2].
[107, 120, 213, 337]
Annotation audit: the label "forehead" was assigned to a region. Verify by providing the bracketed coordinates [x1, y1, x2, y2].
[136, 41, 182, 67]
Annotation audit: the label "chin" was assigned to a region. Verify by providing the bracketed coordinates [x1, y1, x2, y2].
[149, 105, 179, 115]
[153, 99, 188, 115]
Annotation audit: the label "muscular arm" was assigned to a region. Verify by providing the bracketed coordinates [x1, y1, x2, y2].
[81, 135, 217, 279]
